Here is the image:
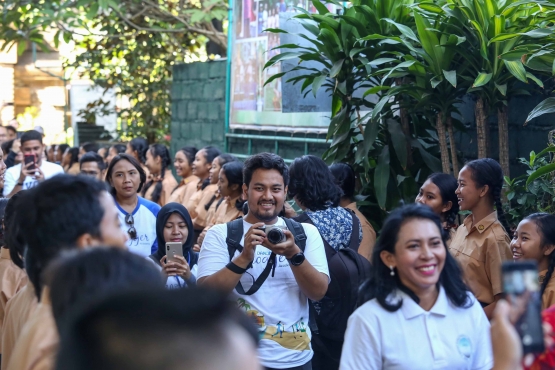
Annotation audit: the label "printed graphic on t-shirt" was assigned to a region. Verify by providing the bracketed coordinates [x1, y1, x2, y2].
[238, 298, 310, 351]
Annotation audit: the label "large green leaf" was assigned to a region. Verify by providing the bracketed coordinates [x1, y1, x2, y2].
[363, 85, 390, 98]
[526, 163, 555, 188]
[442, 70, 457, 87]
[472, 72, 492, 87]
[329, 59, 344, 78]
[489, 29, 554, 44]
[263, 72, 287, 87]
[535, 146, 555, 159]
[355, 118, 379, 163]
[312, 75, 327, 97]
[387, 119, 408, 169]
[383, 18, 419, 43]
[375, 145, 390, 210]
[371, 95, 390, 120]
[263, 52, 303, 69]
[504, 60, 528, 83]
[526, 72, 544, 88]
[311, 0, 330, 15]
[526, 97, 555, 123]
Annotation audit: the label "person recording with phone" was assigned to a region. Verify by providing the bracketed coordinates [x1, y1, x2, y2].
[150, 203, 197, 289]
[3, 131, 63, 197]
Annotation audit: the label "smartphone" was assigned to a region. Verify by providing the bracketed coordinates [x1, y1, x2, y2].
[24, 154, 36, 170]
[165, 242, 183, 263]
[502, 261, 545, 354]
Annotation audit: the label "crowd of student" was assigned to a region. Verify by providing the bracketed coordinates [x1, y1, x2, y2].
[0, 126, 550, 369]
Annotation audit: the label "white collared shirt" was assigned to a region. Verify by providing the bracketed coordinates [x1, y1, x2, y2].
[340, 286, 493, 370]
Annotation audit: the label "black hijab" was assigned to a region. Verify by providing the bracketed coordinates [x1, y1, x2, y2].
[151, 202, 198, 267]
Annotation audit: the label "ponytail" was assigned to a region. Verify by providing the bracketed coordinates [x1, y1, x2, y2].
[141, 144, 171, 204]
[465, 158, 511, 236]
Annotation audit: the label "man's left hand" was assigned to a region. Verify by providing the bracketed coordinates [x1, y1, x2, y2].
[263, 230, 301, 259]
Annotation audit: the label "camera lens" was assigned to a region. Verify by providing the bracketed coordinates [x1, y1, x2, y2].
[267, 228, 285, 244]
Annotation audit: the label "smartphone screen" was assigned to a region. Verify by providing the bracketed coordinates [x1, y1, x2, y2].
[502, 261, 545, 354]
[24, 154, 36, 171]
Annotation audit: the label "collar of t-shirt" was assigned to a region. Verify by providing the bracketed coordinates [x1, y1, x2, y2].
[388, 285, 449, 320]
[463, 211, 498, 234]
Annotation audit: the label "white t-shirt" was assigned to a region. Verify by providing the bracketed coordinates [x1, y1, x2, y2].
[340, 287, 493, 370]
[115, 196, 160, 258]
[3, 161, 64, 196]
[149, 257, 198, 289]
[197, 217, 329, 369]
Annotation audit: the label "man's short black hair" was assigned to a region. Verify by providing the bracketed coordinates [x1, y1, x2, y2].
[18, 175, 109, 299]
[243, 152, 289, 188]
[81, 142, 99, 154]
[20, 130, 43, 145]
[5, 126, 16, 135]
[48, 248, 165, 332]
[56, 288, 259, 370]
[80, 152, 106, 171]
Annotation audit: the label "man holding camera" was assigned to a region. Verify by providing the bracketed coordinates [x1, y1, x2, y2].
[3, 130, 64, 197]
[198, 153, 329, 370]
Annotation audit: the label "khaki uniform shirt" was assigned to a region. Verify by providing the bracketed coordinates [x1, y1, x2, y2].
[540, 270, 555, 310]
[185, 183, 204, 217]
[345, 203, 376, 262]
[144, 170, 178, 207]
[0, 248, 28, 352]
[1, 283, 39, 368]
[213, 196, 243, 225]
[7, 287, 57, 370]
[192, 184, 218, 229]
[449, 212, 511, 305]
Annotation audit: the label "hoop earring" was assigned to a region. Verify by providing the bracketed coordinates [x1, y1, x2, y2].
[389, 266, 395, 276]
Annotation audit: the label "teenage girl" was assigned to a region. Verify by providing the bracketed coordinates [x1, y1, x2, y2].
[511, 213, 555, 309]
[449, 158, 512, 319]
[184, 146, 221, 214]
[167, 147, 198, 205]
[62, 147, 80, 175]
[415, 173, 459, 243]
[142, 144, 177, 206]
[126, 137, 150, 179]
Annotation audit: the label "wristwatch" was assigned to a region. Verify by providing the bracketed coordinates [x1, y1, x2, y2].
[288, 252, 305, 266]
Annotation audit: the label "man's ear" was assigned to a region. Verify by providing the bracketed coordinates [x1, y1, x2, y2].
[75, 234, 95, 249]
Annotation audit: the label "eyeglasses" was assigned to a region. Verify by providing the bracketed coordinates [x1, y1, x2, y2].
[125, 213, 137, 240]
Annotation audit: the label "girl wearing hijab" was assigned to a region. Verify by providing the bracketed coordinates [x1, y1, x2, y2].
[150, 202, 198, 289]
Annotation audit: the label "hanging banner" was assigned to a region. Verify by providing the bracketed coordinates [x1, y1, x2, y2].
[230, 0, 335, 129]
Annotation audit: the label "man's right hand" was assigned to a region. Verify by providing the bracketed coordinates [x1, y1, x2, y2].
[234, 222, 266, 268]
[19, 161, 35, 183]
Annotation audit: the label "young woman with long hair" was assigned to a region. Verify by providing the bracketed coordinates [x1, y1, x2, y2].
[415, 173, 460, 243]
[167, 146, 198, 205]
[511, 213, 555, 309]
[105, 154, 160, 258]
[449, 158, 512, 319]
[340, 204, 492, 370]
[184, 146, 221, 214]
[126, 137, 150, 179]
[106, 144, 126, 167]
[62, 147, 80, 175]
[142, 144, 177, 206]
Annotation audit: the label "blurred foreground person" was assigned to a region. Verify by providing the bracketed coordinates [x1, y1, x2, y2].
[55, 288, 261, 370]
[2, 175, 127, 369]
[340, 204, 492, 370]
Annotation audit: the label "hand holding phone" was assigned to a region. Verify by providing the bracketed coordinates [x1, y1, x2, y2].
[502, 261, 545, 354]
[165, 242, 183, 263]
[24, 154, 36, 171]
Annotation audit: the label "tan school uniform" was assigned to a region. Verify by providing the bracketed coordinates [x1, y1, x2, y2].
[1, 283, 39, 369]
[449, 211, 511, 305]
[540, 270, 555, 309]
[143, 170, 178, 206]
[0, 248, 28, 352]
[192, 184, 218, 229]
[181, 176, 200, 207]
[345, 203, 376, 261]
[213, 196, 243, 225]
[64, 163, 80, 175]
[204, 195, 221, 226]
[185, 182, 204, 218]
[7, 287, 57, 370]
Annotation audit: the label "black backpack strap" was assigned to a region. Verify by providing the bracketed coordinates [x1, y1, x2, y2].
[283, 218, 307, 252]
[226, 219, 244, 259]
[225, 218, 276, 296]
[347, 209, 361, 252]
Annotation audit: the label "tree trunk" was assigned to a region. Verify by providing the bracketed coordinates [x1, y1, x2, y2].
[498, 105, 510, 178]
[475, 97, 489, 158]
[436, 112, 451, 174]
[396, 78, 414, 167]
[447, 116, 460, 177]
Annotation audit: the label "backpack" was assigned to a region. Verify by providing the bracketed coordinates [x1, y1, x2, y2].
[294, 210, 372, 342]
[225, 217, 307, 296]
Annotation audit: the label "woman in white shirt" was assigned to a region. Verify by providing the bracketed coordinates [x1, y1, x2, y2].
[340, 204, 493, 370]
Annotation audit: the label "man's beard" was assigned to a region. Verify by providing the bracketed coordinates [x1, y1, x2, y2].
[249, 202, 280, 223]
